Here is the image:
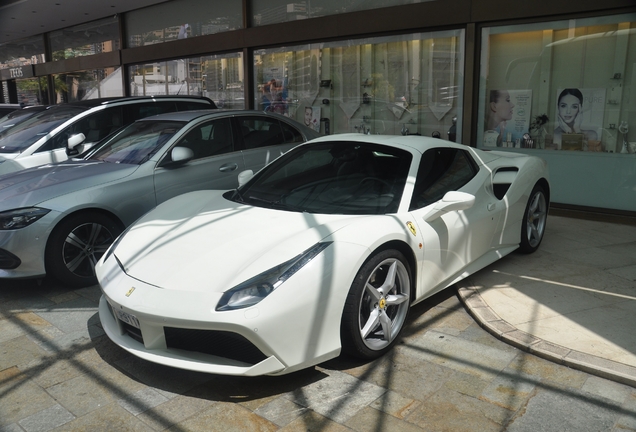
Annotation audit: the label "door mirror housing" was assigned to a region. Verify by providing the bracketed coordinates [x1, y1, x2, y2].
[66, 133, 86, 156]
[423, 191, 475, 222]
[237, 170, 254, 187]
[170, 146, 194, 165]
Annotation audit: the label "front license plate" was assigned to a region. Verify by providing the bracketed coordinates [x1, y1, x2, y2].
[112, 306, 140, 329]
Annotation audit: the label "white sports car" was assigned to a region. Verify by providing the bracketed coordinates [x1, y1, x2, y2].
[97, 134, 549, 376]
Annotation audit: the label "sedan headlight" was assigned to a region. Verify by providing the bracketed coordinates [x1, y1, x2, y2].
[216, 242, 332, 311]
[0, 207, 50, 230]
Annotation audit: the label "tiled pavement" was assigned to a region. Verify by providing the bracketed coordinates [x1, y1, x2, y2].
[1, 215, 636, 431]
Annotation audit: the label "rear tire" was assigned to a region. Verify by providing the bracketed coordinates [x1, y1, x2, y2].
[519, 184, 548, 254]
[340, 249, 411, 360]
[45, 212, 122, 287]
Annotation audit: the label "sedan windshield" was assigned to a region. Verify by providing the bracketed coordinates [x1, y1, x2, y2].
[234, 141, 412, 215]
[88, 120, 186, 164]
[0, 106, 86, 153]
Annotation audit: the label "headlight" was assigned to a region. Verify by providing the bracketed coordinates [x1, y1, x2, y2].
[0, 207, 50, 230]
[216, 242, 332, 311]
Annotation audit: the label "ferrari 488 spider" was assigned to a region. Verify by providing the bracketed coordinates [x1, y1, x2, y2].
[97, 134, 549, 376]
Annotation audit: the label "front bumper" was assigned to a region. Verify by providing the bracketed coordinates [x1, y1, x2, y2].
[0, 211, 59, 279]
[96, 242, 363, 376]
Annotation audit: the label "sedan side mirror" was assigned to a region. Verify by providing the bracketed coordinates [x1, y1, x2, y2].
[171, 146, 194, 164]
[423, 191, 475, 222]
[237, 170, 254, 187]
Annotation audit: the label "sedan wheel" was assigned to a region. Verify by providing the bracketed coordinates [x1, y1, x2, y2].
[45, 212, 122, 287]
[519, 185, 548, 253]
[341, 250, 411, 359]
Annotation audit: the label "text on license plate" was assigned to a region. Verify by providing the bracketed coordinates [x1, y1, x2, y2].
[113, 306, 140, 329]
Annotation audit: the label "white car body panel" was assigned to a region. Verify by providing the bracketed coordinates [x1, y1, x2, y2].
[97, 134, 550, 376]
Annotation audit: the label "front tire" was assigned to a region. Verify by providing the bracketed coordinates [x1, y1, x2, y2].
[519, 184, 548, 254]
[340, 249, 411, 360]
[45, 212, 122, 287]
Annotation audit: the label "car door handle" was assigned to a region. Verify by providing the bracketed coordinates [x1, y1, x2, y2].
[487, 203, 496, 211]
[219, 163, 238, 173]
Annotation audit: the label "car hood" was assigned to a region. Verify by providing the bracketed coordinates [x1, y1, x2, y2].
[114, 190, 365, 292]
[0, 160, 138, 209]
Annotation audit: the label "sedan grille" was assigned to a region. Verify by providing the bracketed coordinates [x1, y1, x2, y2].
[164, 327, 267, 365]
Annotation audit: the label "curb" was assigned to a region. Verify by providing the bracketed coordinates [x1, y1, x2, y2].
[456, 281, 636, 388]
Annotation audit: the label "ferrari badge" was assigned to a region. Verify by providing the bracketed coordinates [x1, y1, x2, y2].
[406, 221, 417, 236]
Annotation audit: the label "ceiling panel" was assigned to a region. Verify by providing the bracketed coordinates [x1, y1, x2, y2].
[0, 0, 168, 46]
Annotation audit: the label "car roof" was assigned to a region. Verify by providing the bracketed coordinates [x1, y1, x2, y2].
[61, 95, 215, 109]
[134, 109, 299, 123]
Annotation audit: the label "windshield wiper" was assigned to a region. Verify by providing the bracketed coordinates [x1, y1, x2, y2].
[248, 195, 308, 212]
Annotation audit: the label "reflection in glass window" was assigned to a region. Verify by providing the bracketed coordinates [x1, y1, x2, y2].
[54, 67, 123, 102]
[49, 17, 120, 61]
[254, 30, 464, 139]
[0, 35, 45, 69]
[477, 13, 636, 213]
[126, 0, 242, 48]
[16, 77, 49, 106]
[129, 53, 244, 109]
[252, 0, 435, 26]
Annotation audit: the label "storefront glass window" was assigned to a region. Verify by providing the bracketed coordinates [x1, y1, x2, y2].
[478, 13, 636, 212]
[126, 0, 242, 48]
[16, 77, 49, 106]
[128, 53, 244, 108]
[0, 36, 45, 68]
[49, 17, 120, 61]
[252, 0, 435, 26]
[53, 67, 123, 102]
[254, 30, 464, 140]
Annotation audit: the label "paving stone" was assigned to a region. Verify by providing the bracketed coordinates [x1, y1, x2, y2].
[278, 409, 350, 432]
[49, 403, 153, 432]
[505, 352, 588, 389]
[46, 374, 116, 417]
[443, 370, 491, 399]
[33, 296, 98, 334]
[0, 312, 51, 344]
[117, 387, 170, 416]
[0, 368, 57, 427]
[0, 335, 48, 372]
[254, 396, 309, 427]
[616, 392, 636, 430]
[505, 387, 621, 431]
[405, 385, 510, 431]
[136, 394, 216, 430]
[369, 390, 420, 419]
[167, 402, 278, 432]
[479, 371, 537, 411]
[581, 375, 633, 404]
[285, 370, 386, 423]
[345, 405, 423, 432]
[404, 330, 517, 381]
[0, 423, 24, 432]
[18, 404, 75, 432]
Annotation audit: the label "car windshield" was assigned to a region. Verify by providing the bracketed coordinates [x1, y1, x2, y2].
[233, 141, 412, 215]
[87, 120, 186, 165]
[0, 106, 86, 153]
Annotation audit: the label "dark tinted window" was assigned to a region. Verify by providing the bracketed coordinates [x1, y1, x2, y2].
[176, 118, 233, 160]
[281, 121, 304, 143]
[236, 141, 412, 215]
[409, 148, 478, 210]
[237, 117, 285, 149]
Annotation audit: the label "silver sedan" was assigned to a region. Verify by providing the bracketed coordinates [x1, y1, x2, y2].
[0, 109, 320, 287]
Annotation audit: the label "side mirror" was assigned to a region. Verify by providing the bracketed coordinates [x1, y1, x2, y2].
[237, 170, 254, 187]
[423, 191, 475, 222]
[66, 133, 86, 156]
[170, 146, 194, 164]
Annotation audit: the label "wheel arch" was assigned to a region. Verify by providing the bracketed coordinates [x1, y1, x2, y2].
[535, 178, 550, 205]
[44, 207, 125, 252]
[368, 239, 418, 302]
